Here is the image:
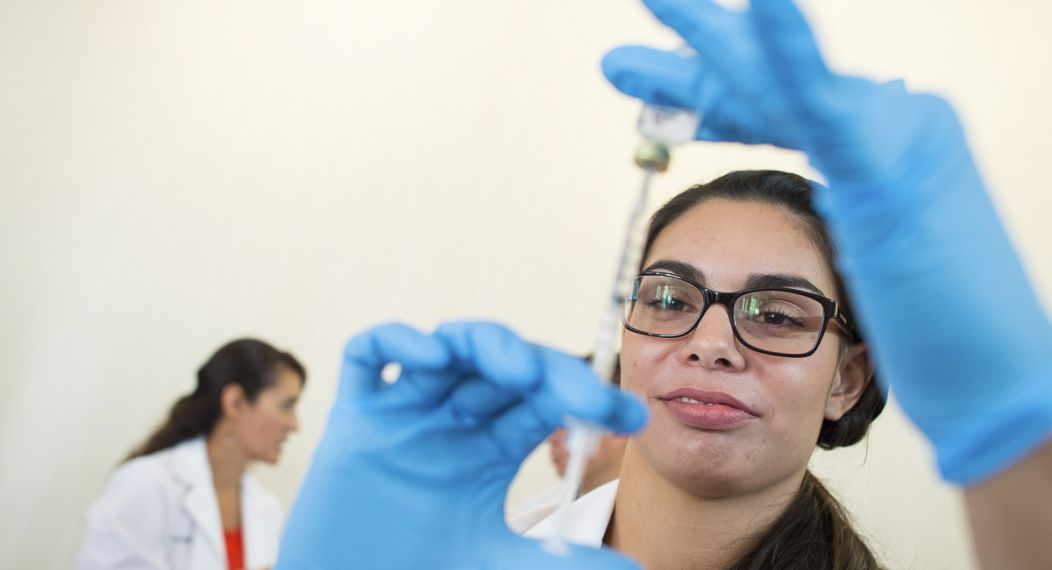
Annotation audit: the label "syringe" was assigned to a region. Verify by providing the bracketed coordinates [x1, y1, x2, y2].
[543, 104, 698, 555]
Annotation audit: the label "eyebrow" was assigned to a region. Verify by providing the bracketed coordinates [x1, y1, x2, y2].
[643, 260, 705, 285]
[643, 259, 827, 296]
[744, 273, 826, 296]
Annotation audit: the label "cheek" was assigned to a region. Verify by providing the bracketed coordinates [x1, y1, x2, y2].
[243, 409, 283, 441]
[619, 334, 675, 394]
[263, 411, 288, 436]
[755, 353, 838, 431]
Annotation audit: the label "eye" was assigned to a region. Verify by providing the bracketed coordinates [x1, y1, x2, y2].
[758, 310, 804, 327]
[740, 295, 808, 328]
[643, 283, 694, 312]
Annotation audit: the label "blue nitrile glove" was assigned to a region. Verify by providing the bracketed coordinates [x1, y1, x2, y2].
[276, 321, 647, 569]
[602, 0, 1052, 484]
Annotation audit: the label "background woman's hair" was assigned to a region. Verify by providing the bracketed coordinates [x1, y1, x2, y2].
[640, 170, 888, 568]
[125, 338, 305, 461]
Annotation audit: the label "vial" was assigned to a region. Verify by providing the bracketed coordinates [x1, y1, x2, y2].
[634, 105, 699, 172]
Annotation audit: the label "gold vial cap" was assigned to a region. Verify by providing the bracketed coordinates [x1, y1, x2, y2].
[634, 140, 670, 172]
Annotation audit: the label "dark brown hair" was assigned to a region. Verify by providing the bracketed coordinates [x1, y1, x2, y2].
[642, 170, 886, 568]
[729, 472, 880, 569]
[126, 338, 305, 461]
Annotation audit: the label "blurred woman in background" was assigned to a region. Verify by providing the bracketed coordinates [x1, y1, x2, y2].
[77, 338, 305, 570]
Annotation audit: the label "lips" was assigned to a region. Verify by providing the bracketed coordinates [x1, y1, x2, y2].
[657, 388, 759, 430]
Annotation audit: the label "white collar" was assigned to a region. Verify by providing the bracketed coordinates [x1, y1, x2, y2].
[167, 437, 280, 567]
[520, 479, 619, 547]
[168, 438, 224, 557]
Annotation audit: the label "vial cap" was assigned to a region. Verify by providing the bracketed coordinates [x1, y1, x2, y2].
[634, 141, 670, 172]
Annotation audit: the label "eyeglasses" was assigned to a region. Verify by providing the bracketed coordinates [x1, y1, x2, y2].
[623, 271, 857, 358]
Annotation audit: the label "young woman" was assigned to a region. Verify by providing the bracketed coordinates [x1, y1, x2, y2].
[77, 339, 305, 570]
[275, 0, 1052, 567]
[515, 170, 885, 568]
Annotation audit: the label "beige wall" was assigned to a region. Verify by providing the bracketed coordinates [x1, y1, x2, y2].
[2, 1, 1049, 568]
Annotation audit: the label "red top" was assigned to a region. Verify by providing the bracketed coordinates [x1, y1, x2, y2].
[223, 528, 244, 570]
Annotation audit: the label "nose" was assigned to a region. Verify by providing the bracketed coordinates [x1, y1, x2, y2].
[289, 410, 300, 433]
[680, 303, 746, 370]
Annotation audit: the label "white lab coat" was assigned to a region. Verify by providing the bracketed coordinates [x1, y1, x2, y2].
[76, 437, 283, 570]
[509, 479, 619, 547]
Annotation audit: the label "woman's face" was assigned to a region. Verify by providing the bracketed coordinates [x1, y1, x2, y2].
[235, 365, 303, 464]
[620, 198, 864, 497]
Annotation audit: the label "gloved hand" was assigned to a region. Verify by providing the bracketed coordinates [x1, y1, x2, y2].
[276, 321, 646, 569]
[602, 0, 1052, 483]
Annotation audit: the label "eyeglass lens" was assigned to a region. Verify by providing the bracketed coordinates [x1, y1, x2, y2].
[624, 274, 828, 355]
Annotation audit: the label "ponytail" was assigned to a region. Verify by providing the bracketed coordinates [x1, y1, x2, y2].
[124, 338, 305, 462]
[728, 471, 882, 569]
[125, 392, 219, 460]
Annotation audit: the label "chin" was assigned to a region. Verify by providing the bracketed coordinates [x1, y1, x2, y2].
[640, 437, 751, 491]
[682, 467, 758, 497]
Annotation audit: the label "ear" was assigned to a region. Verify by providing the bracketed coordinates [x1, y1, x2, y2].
[825, 343, 874, 421]
[219, 384, 248, 420]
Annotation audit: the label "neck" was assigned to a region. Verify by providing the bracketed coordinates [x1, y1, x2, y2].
[608, 444, 803, 570]
[206, 426, 248, 492]
[583, 465, 621, 496]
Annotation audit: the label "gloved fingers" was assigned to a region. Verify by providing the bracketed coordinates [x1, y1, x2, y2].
[433, 321, 543, 393]
[534, 347, 639, 426]
[604, 389, 650, 434]
[489, 400, 552, 459]
[546, 542, 641, 570]
[748, 0, 835, 108]
[601, 46, 699, 108]
[695, 89, 782, 145]
[489, 387, 646, 459]
[489, 538, 641, 570]
[396, 368, 466, 406]
[642, 0, 755, 79]
[338, 323, 452, 403]
[446, 376, 522, 426]
[488, 349, 647, 458]
[600, 45, 796, 149]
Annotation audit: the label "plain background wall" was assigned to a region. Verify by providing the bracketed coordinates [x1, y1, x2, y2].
[2, 0, 1050, 567]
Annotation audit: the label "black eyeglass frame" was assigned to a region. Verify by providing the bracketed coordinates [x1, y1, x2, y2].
[623, 271, 859, 358]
